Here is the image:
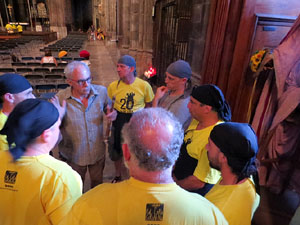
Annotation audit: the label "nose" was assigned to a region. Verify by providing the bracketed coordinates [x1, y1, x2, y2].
[165, 77, 169, 84]
[205, 143, 209, 151]
[82, 81, 89, 87]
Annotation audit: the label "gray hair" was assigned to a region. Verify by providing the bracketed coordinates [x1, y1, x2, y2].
[122, 107, 184, 172]
[64, 61, 90, 79]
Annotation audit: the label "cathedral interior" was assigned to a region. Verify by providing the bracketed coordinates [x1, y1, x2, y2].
[0, 0, 300, 224]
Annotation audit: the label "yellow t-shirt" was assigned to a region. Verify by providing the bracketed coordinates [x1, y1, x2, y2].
[184, 119, 222, 184]
[0, 110, 8, 151]
[0, 151, 82, 225]
[205, 178, 260, 225]
[107, 78, 154, 113]
[61, 177, 228, 225]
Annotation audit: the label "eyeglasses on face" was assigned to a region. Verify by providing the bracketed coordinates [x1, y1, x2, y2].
[69, 77, 92, 85]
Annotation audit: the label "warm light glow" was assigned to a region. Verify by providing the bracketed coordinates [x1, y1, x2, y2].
[144, 67, 157, 78]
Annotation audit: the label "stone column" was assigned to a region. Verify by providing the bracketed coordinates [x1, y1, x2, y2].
[47, 0, 67, 39]
[120, 0, 130, 50]
[188, 0, 211, 84]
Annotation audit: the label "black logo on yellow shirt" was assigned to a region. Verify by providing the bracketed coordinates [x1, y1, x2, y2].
[145, 203, 164, 221]
[4, 170, 18, 184]
[120, 92, 135, 110]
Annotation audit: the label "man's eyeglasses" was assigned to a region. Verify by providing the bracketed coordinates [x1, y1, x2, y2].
[69, 77, 92, 86]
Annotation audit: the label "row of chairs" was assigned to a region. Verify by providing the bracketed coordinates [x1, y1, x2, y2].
[0, 67, 64, 74]
[18, 56, 84, 63]
[11, 62, 67, 68]
[33, 83, 70, 100]
[40, 34, 86, 55]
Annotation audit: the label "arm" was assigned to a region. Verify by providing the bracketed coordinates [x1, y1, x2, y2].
[54, 57, 58, 67]
[50, 95, 66, 120]
[175, 175, 205, 190]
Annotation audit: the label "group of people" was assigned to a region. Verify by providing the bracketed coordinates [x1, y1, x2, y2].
[88, 25, 106, 41]
[40, 49, 90, 67]
[0, 55, 261, 224]
[5, 23, 23, 34]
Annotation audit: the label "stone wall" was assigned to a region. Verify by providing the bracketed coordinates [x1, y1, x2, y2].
[118, 0, 156, 77]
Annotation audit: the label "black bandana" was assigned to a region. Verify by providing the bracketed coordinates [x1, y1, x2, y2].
[0, 73, 31, 96]
[210, 122, 258, 177]
[191, 84, 231, 122]
[0, 99, 59, 161]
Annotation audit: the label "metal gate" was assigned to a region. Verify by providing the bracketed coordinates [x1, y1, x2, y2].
[153, 0, 192, 85]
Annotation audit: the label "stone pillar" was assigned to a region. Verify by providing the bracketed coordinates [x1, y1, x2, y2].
[188, 0, 211, 84]
[64, 0, 72, 31]
[120, 0, 130, 50]
[47, 0, 67, 39]
[17, 0, 27, 22]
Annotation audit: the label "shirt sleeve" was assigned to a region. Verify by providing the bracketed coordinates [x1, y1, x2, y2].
[44, 171, 82, 224]
[107, 83, 113, 100]
[144, 82, 154, 103]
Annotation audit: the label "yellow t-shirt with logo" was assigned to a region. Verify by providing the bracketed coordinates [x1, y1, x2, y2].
[0, 151, 82, 225]
[184, 119, 222, 184]
[0, 110, 8, 151]
[205, 178, 260, 225]
[60, 177, 228, 225]
[107, 78, 154, 113]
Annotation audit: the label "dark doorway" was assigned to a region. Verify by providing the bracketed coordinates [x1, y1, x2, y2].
[71, 0, 92, 32]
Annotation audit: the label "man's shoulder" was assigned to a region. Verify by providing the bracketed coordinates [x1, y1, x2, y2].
[56, 87, 71, 99]
[91, 83, 106, 90]
[134, 77, 151, 86]
[37, 155, 77, 175]
[108, 80, 119, 88]
[0, 111, 8, 129]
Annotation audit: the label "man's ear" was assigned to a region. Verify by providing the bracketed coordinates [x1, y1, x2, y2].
[40, 128, 51, 143]
[181, 78, 188, 83]
[219, 152, 227, 164]
[66, 79, 72, 86]
[129, 66, 135, 73]
[4, 93, 14, 103]
[122, 143, 131, 161]
[204, 105, 212, 113]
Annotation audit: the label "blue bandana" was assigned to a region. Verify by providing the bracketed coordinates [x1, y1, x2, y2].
[166, 60, 191, 79]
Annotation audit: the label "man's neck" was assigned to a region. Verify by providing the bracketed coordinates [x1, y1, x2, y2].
[122, 75, 136, 85]
[169, 87, 185, 97]
[1, 103, 13, 116]
[71, 88, 90, 100]
[219, 166, 247, 185]
[196, 117, 219, 130]
[23, 143, 51, 157]
[131, 167, 174, 184]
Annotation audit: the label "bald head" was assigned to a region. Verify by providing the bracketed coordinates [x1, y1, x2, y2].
[122, 108, 184, 171]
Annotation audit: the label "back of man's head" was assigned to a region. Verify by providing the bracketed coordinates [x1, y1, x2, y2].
[122, 108, 184, 172]
[0, 99, 59, 161]
[210, 122, 258, 180]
